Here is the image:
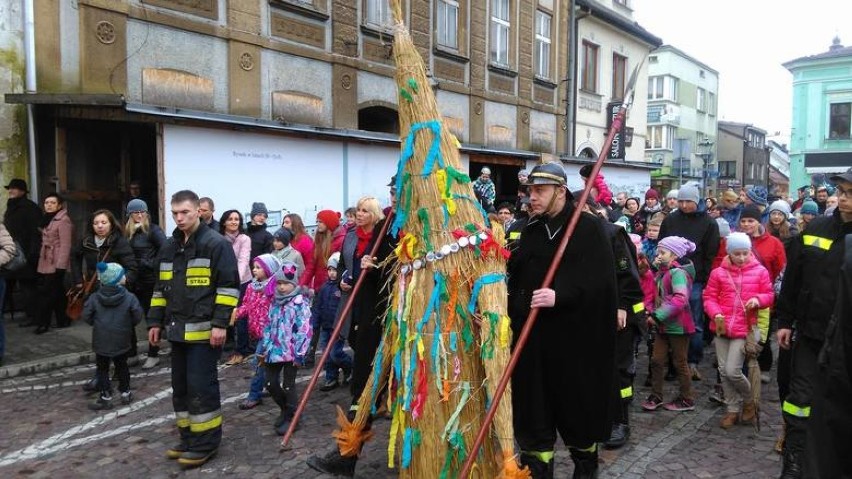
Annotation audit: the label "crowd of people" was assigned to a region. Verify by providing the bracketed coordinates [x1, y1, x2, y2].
[0, 164, 849, 478]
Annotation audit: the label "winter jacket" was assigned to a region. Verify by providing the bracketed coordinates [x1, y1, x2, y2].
[641, 237, 659, 264]
[0, 224, 16, 268]
[235, 282, 274, 340]
[721, 203, 743, 231]
[148, 223, 240, 343]
[640, 268, 656, 313]
[37, 209, 73, 274]
[3, 196, 42, 277]
[653, 259, 696, 335]
[272, 245, 305, 275]
[246, 223, 273, 262]
[302, 228, 345, 291]
[749, 228, 787, 282]
[82, 285, 144, 357]
[72, 231, 138, 288]
[777, 209, 852, 342]
[659, 208, 720, 284]
[257, 293, 312, 364]
[703, 256, 775, 339]
[291, 234, 315, 288]
[472, 178, 496, 209]
[225, 233, 251, 284]
[312, 278, 342, 330]
[127, 223, 166, 285]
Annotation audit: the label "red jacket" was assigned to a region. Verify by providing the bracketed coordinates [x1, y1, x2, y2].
[750, 229, 786, 282]
[703, 255, 775, 339]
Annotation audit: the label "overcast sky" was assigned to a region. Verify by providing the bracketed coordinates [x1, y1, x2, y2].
[633, 0, 852, 145]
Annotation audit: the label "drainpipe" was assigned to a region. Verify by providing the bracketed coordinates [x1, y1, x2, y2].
[23, 0, 39, 201]
[565, 0, 577, 156]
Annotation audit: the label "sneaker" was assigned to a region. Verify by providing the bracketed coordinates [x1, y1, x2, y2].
[641, 394, 664, 411]
[225, 354, 245, 366]
[238, 398, 262, 410]
[81, 378, 99, 393]
[663, 397, 696, 412]
[689, 364, 702, 381]
[319, 379, 339, 392]
[120, 391, 133, 405]
[89, 395, 114, 411]
[141, 356, 160, 369]
[708, 384, 725, 405]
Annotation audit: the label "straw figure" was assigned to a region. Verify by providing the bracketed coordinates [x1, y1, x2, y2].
[329, 2, 528, 478]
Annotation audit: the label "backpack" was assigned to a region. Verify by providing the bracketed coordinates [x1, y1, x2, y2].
[0, 239, 27, 272]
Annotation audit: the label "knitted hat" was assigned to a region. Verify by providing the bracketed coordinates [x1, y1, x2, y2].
[327, 251, 341, 270]
[746, 186, 768, 206]
[666, 189, 679, 200]
[253, 254, 281, 279]
[481, 167, 491, 175]
[127, 198, 148, 214]
[250, 202, 268, 217]
[677, 184, 700, 204]
[628, 233, 642, 254]
[726, 232, 752, 253]
[517, 169, 529, 178]
[97, 262, 125, 286]
[800, 199, 818, 216]
[645, 188, 659, 200]
[767, 200, 791, 219]
[316, 210, 341, 231]
[273, 227, 293, 246]
[715, 217, 731, 237]
[274, 261, 300, 286]
[740, 204, 762, 222]
[657, 236, 696, 259]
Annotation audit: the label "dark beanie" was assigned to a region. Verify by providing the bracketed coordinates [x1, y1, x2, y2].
[273, 227, 293, 246]
[740, 204, 762, 222]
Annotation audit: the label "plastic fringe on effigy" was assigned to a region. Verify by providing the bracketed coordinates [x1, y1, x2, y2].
[330, 1, 529, 478]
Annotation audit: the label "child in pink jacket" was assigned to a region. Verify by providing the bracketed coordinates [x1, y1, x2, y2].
[703, 232, 775, 428]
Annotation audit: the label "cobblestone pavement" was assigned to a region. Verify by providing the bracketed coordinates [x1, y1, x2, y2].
[0, 343, 784, 478]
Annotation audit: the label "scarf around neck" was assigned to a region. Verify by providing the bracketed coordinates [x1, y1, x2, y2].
[224, 231, 240, 244]
[356, 226, 373, 257]
[274, 286, 301, 305]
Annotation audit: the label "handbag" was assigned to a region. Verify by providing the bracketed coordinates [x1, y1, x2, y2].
[65, 245, 111, 321]
[0, 239, 27, 272]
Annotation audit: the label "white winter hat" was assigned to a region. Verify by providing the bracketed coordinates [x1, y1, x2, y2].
[481, 167, 491, 175]
[726, 232, 752, 253]
[767, 200, 791, 219]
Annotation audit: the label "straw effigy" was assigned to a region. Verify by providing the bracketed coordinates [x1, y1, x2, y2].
[329, 1, 529, 478]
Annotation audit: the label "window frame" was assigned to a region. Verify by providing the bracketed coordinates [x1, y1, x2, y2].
[612, 52, 627, 100]
[648, 75, 678, 101]
[534, 10, 552, 80]
[490, 0, 511, 67]
[364, 0, 391, 29]
[581, 40, 599, 93]
[697, 87, 706, 112]
[646, 125, 676, 150]
[436, 0, 460, 50]
[829, 102, 851, 139]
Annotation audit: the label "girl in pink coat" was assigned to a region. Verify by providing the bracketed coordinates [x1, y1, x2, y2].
[703, 232, 775, 429]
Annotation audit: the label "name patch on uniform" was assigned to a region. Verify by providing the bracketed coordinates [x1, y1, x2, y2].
[187, 277, 211, 287]
[618, 257, 629, 271]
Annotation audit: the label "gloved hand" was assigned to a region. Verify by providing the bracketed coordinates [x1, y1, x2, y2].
[714, 314, 726, 336]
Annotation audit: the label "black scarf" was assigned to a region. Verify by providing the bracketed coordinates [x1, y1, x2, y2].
[41, 211, 58, 229]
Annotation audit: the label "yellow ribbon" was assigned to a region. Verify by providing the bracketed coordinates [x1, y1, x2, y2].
[499, 315, 511, 348]
[394, 233, 417, 260]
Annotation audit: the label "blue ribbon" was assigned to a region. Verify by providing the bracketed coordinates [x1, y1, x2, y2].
[468, 273, 506, 314]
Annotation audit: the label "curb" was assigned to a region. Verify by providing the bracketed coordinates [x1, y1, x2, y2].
[0, 340, 152, 380]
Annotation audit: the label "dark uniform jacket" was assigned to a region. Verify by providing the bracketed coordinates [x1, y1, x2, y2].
[508, 201, 618, 444]
[147, 223, 240, 343]
[72, 231, 138, 287]
[603, 221, 645, 327]
[777, 209, 852, 342]
[659, 208, 720, 284]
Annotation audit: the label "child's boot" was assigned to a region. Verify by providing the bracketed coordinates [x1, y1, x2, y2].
[720, 412, 738, 429]
[89, 394, 114, 411]
[306, 448, 358, 477]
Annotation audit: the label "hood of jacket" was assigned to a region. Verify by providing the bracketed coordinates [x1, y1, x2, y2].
[93, 284, 128, 307]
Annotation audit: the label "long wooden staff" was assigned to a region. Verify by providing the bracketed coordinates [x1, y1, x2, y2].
[280, 213, 394, 449]
[460, 59, 645, 477]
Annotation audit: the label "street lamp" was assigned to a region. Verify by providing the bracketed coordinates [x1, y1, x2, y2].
[697, 137, 715, 198]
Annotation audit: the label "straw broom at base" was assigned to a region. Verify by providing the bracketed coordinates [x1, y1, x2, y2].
[330, 1, 528, 477]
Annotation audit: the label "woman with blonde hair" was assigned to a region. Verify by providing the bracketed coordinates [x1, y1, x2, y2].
[124, 199, 166, 368]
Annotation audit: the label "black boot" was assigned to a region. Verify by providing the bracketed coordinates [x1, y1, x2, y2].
[780, 449, 802, 479]
[569, 447, 599, 479]
[604, 423, 630, 449]
[306, 448, 357, 477]
[519, 453, 554, 479]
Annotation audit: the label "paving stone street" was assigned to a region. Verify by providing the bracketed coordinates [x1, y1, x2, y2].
[0, 319, 784, 478]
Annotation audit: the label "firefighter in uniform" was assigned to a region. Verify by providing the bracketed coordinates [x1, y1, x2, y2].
[508, 163, 618, 479]
[147, 190, 240, 468]
[805, 168, 852, 478]
[776, 167, 852, 479]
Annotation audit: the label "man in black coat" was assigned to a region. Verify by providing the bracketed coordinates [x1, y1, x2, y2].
[508, 163, 618, 479]
[3, 178, 42, 324]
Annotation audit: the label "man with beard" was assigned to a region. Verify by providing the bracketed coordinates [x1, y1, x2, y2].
[508, 162, 618, 478]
